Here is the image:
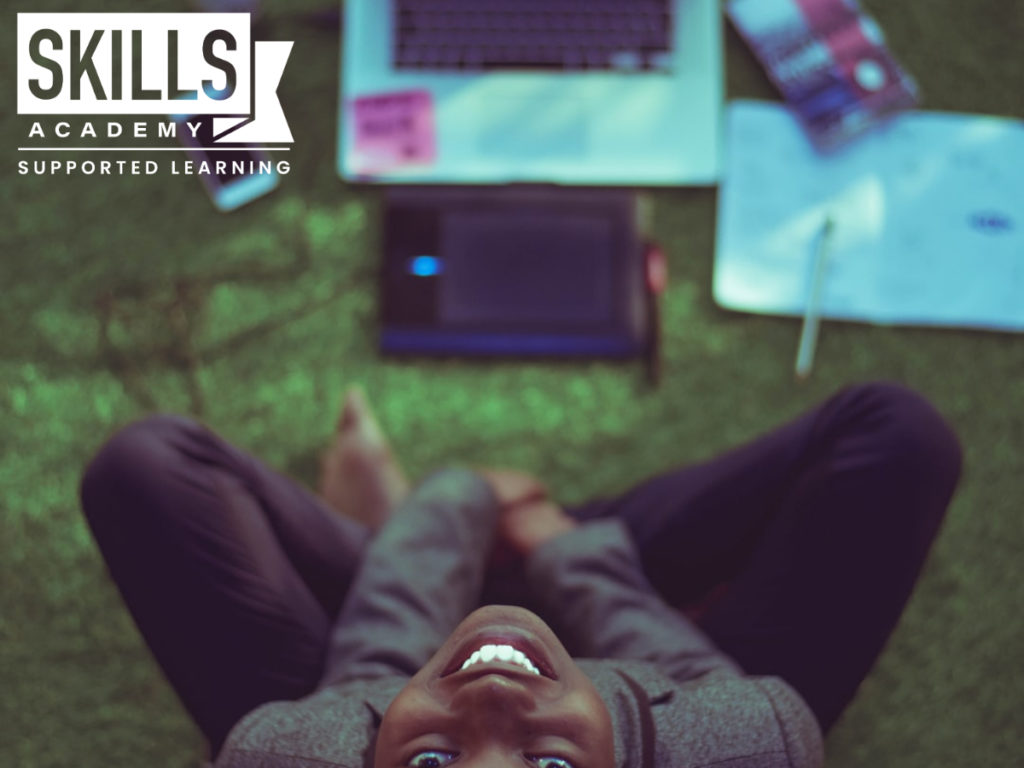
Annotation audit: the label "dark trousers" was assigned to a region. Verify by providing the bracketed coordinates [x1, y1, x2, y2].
[80, 383, 961, 754]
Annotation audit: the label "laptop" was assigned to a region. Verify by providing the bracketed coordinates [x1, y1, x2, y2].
[338, 0, 724, 185]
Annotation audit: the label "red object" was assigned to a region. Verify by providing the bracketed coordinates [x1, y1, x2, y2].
[645, 243, 668, 295]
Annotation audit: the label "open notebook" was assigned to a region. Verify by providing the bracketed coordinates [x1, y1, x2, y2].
[714, 100, 1024, 332]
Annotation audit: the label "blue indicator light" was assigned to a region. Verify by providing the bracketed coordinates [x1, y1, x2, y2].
[408, 255, 443, 276]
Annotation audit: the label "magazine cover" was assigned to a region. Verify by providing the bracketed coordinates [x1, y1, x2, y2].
[3, 1, 1021, 767]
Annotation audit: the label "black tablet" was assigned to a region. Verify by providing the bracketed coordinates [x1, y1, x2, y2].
[380, 187, 648, 357]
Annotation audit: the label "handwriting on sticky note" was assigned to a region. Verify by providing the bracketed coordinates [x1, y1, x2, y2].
[351, 90, 436, 174]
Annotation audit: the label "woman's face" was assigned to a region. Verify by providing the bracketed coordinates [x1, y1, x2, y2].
[374, 605, 616, 768]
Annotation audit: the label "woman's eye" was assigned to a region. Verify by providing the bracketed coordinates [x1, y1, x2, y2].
[408, 751, 457, 767]
[531, 757, 575, 768]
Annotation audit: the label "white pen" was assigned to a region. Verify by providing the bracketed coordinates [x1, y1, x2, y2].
[795, 216, 835, 379]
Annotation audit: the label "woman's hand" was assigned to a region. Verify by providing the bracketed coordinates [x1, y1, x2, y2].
[498, 497, 578, 556]
[477, 468, 548, 508]
[478, 468, 577, 557]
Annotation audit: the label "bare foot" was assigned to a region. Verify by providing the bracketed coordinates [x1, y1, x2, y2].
[319, 387, 410, 529]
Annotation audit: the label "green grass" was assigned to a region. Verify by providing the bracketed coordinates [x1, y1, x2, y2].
[2, 1, 1023, 765]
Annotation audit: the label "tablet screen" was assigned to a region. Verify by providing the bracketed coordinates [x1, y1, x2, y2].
[439, 210, 614, 328]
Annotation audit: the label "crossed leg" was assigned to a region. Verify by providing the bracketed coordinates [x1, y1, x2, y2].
[569, 382, 962, 730]
[80, 390, 404, 754]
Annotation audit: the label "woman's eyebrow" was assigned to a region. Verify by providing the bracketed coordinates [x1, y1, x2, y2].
[387, 709, 462, 742]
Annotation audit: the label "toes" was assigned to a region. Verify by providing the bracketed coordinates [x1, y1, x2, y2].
[338, 386, 368, 432]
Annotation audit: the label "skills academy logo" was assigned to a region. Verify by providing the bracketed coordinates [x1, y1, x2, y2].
[16, 12, 293, 178]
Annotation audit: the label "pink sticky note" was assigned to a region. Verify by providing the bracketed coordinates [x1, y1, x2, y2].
[350, 90, 437, 174]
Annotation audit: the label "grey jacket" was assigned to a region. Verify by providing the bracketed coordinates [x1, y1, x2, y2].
[216, 469, 824, 768]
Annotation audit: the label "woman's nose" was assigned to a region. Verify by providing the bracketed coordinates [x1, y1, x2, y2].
[450, 673, 538, 720]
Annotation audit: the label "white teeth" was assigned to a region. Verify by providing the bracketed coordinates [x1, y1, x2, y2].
[458, 643, 541, 675]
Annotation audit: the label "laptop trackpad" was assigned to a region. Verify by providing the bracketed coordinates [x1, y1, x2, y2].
[477, 96, 589, 159]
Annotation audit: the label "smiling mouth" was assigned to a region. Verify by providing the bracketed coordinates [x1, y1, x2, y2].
[442, 627, 557, 680]
[458, 643, 542, 675]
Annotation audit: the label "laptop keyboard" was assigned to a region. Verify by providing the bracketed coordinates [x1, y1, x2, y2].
[394, 0, 674, 72]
